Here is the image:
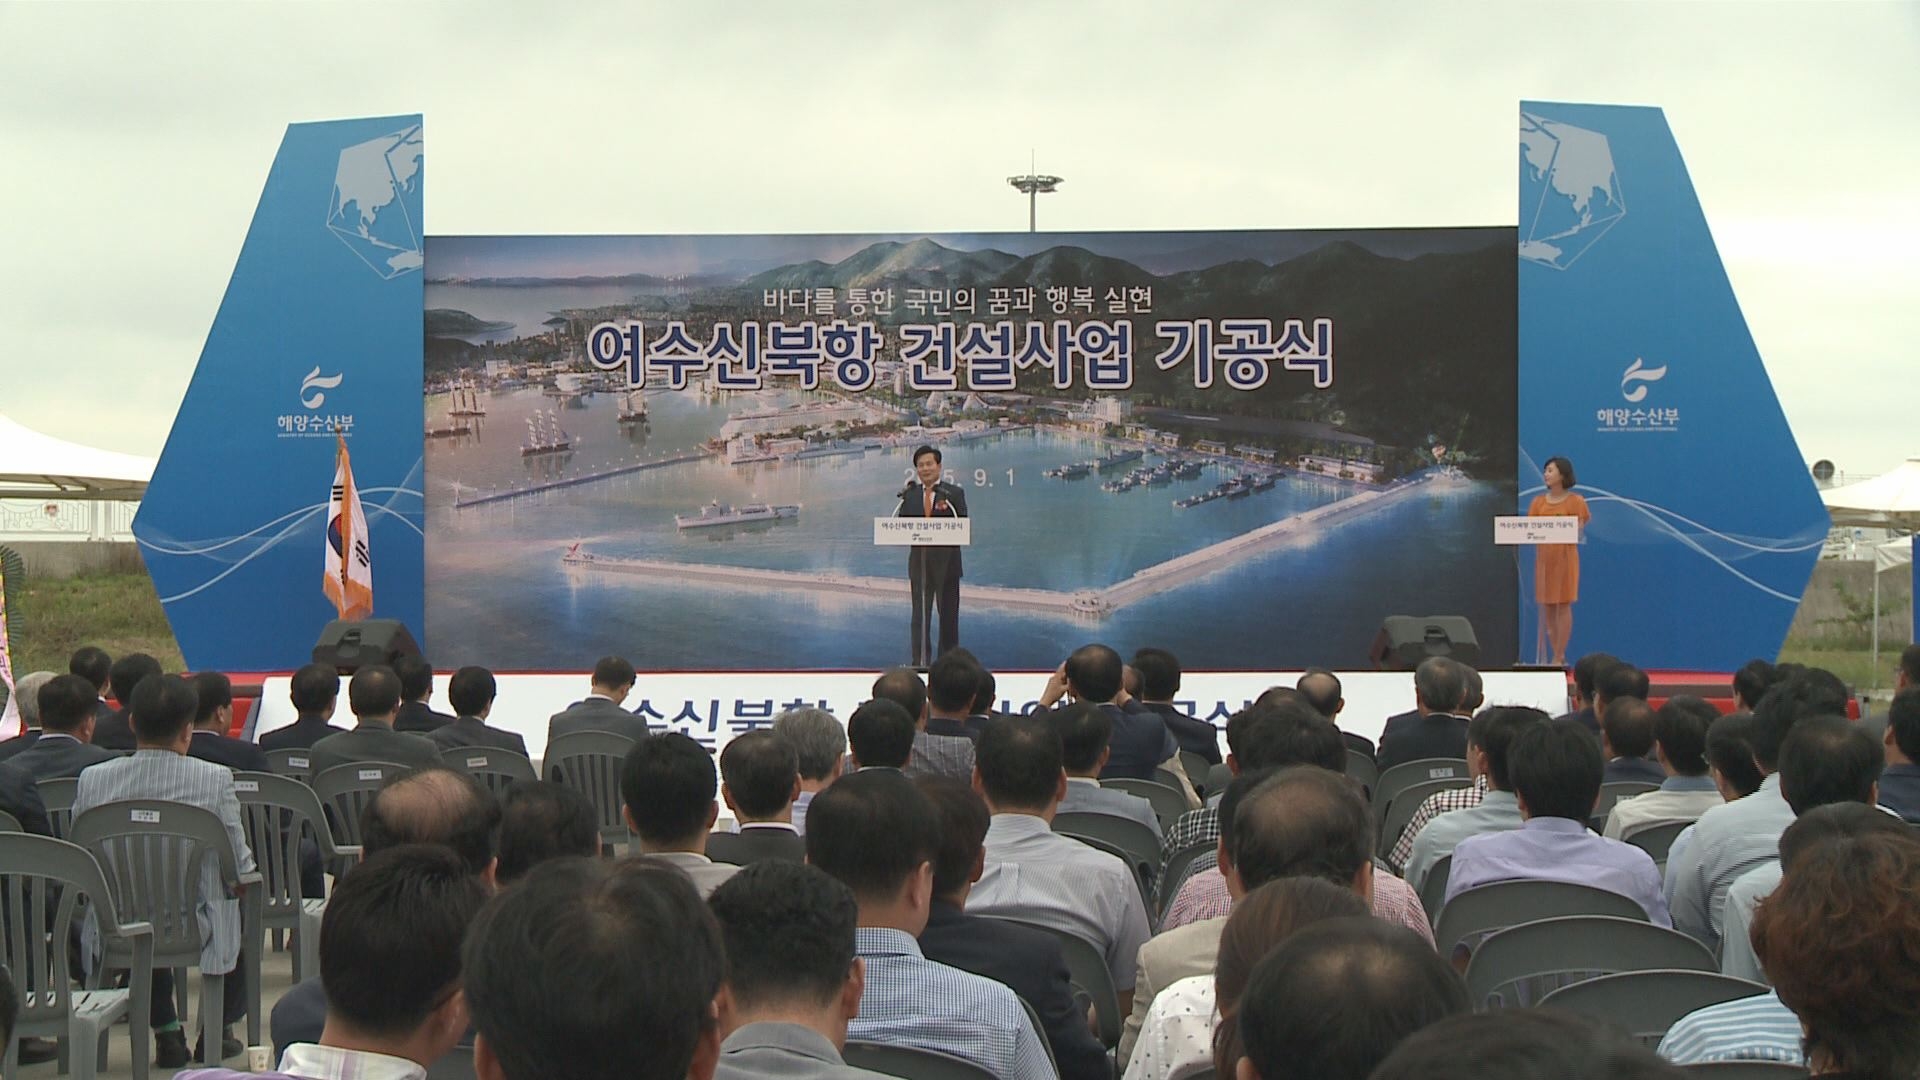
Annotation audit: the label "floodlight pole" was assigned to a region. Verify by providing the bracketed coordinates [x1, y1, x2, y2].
[1007, 152, 1062, 233]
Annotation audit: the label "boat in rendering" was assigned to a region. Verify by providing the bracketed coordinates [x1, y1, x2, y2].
[1045, 461, 1093, 479]
[521, 411, 574, 456]
[616, 390, 649, 425]
[675, 500, 803, 529]
[1094, 448, 1145, 472]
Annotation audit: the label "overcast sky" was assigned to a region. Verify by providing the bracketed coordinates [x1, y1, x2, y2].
[3, 1, 1915, 477]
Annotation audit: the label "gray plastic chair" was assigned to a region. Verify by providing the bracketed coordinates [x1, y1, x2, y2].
[1371, 758, 1470, 815]
[1539, 969, 1768, 1045]
[309, 761, 410, 852]
[1055, 811, 1161, 876]
[982, 915, 1123, 1050]
[1591, 782, 1662, 830]
[70, 799, 265, 1061]
[1177, 751, 1212, 792]
[1158, 840, 1217, 917]
[1679, 1063, 1809, 1079]
[1623, 820, 1691, 866]
[0, 809, 20, 832]
[1152, 765, 1192, 799]
[0, 833, 154, 1080]
[1464, 915, 1715, 1009]
[39, 776, 79, 840]
[1168, 1065, 1216, 1080]
[426, 1043, 478, 1080]
[441, 746, 538, 794]
[1346, 750, 1380, 792]
[843, 1041, 998, 1080]
[1016, 992, 1055, 1078]
[265, 749, 315, 786]
[1377, 777, 1474, 860]
[1434, 879, 1653, 963]
[1102, 778, 1189, 828]
[1052, 819, 1156, 916]
[1204, 763, 1232, 800]
[233, 772, 345, 982]
[545, 731, 638, 849]
[1419, 853, 1452, 918]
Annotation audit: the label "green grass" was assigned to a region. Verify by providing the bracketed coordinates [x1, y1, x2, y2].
[5, 570, 184, 677]
[1776, 644, 1899, 700]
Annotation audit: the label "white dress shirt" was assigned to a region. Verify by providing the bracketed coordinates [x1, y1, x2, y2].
[969, 813, 1154, 991]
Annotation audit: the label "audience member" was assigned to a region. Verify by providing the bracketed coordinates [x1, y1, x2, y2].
[772, 706, 844, 835]
[464, 857, 727, 1080]
[1036, 644, 1193, 797]
[621, 732, 738, 896]
[874, 666, 970, 779]
[1050, 701, 1161, 835]
[495, 781, 600, 883]
[1878, 687, 1920, 821]
[1732, 658, 1777, 713]
[305, 664, 441, 779]
[1600, 697, 1665, 784]
[259, 664, 347, 751]
[707, 861, 892, 1080]
[92, 651, 162, 750]
[1231, 917, 1468, 1080]
[70, 644, 115, 725]
[710, 730, 805, 864]
[0, 669, 54, 760]
[1899, 643, 1920, 690]
[1375, 657, 1472, 771]
[1705, 710, 1765, 801]
[913, 776, 1109, 1080]
[1445, 719, 1669, 924]
[846, 700, 915, 771]
[1297, 668, 1367, 757]
[547, 655, 649, 742]
[1402, 706, 1546, 891]
[1604, 696, 1725, 839]
[805, 770, 1051, 1080]
[1591, 660, 1651, 724]
[1383, 1010, 1687, 1080]
[924, 651, 987, 741]
[186, 671, 271, 771]
[392, 655, 455, 734]
[430, 666, 528, 757]
[961, 652, 1005, 728]
[1133, 647, 1224, 764]
[1557, 651, 1619, 734]
[10, 673, 119, 779]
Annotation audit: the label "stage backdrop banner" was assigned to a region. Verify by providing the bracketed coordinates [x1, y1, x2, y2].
[423, 230, 1518, 671]
[134, 116, 427, 671]
[1517, 102, 1827, 671]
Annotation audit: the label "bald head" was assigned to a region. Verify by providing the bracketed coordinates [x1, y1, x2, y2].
[363, 767, 502, 878]
[1297, 669, 1343, 718]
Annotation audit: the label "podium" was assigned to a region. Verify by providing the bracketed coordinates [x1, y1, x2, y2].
[1495, 515, 1581, 665]
[876, 517, 972, 666]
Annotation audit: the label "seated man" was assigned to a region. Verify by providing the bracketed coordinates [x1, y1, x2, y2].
[622, 732, 738, 897]
[771, 706, 844, 835]
[464, 857, 728, 1080]
[258, 664, 348, 752]
[391, 655, 455, 734]
[186, 672, 271, 771]
[73, 673, 255, 1066]
[846, 700, 915, 772]
[806, 770, 1052, 1080]
[1877, 687, 1920, 821]
[495, 781, 601, 884]
[546, 655, 649, 743]
[11, 673, 119, 780]
[176, 845, 488, 1080]
[71, 644, 116, 727]
[1445, 719, 1669, 924]
[0, 669, 55, 761]
[92, 652, 161, 751]
[711, 730, 805, 864]
[1555, 652, 1618, 734]
[1035, 644, 1195, 801]
[1402, 706, 1546, 893]
[707, 862, 891, 1080]
[1050, 701, 1161, 836]
[306, 664, 442, 780]
[871, 667, 969, 780]
[1374, 657, 1473, 773]
[924, 650, 988, 741]
[1603, 697, 1725, 839]
[1132, 647, 1223, 765]
[429, 666, 529, 757]
[1599, 697, 1666, 785]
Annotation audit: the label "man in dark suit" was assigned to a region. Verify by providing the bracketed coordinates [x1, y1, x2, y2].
[1296, 667, 1375, 758]
[429, 666, 529, 758]
[92, 652, 161, 751]
[545, 655, 649, 744]
[707, 731, 806, 866]
[186, 671, 271, 772]
[258, 664, 348, 752]
[0, 670, 55, 763]
[913, 776, 1110, 1080]
[1035, 645, 1195, 799]
[68, 646, 116, 728]
[1556, 652, 1619, 734]
[1375, 657, 1474, 772]
[9, 674, 120, 780]
[1132, 647, 1224, 764]
[898, 444, 968, 665]
[391, 655, 454, 734]
[306, 665, 442, 779]
[1600, 697, 1667, 785]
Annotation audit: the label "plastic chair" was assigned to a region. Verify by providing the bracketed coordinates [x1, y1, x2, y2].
[0, 809, 20, 832]
[309, 761, 410, 852]
[1434, 879, 1653, 962]
[1103, 778, 1189, 828]
[843, 1041, 998, 1080]
[1464, 915, 1714, 1010]
[1623, 820, 1691, 866]
[0, 833, 154, 1080]
[1015, 992, 1056, 1078]
[1158, 840, 1217, 917]
[70, 799, 265, 1061]
[1204, 763, 1232, 800]
[982, 915, 1123, 1050]
[39, 776, 78, 840]
[1539, 969, 1768, 1045]
[232, 772, 346, 982]
[441, 746, 538, 794]
[545, 731, 638, 850]
[265, 749, 315, 786]
[1177, 751, 1212, 792]
[426, 1043, 478, 1080]
[1591, 782, 1662, 830]
[1052, 818, 1157, 915]
[1377, 777, 1473, 860]
[1419, 853, 1452, 918]
[1346, 750, 1380, 793]
[1168, 1065, 1216, 1080]
[1371, 758, 1470, 815]
[1679, 1063, 1809, 1079]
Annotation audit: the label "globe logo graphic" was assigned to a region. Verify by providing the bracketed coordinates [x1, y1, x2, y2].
[326, 124, 423, 279]
[1518, 113, 1626, 270]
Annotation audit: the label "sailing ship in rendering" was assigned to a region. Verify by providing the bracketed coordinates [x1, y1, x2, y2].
[674, 500, 802, 529]
[521, 410, 574, 457]
[449, 378, 488, 418]
[617, 390, 649, 426]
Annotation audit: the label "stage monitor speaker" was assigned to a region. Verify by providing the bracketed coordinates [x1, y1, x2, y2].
[1369, 615, 1479, 670]
[312, 619, 421, 673]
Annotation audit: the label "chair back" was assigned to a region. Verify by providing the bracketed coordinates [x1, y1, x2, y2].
[69, 800, 245, 969]
[1102, 778, 1188, 828]
[1434, 879, 1653, 962]
[1346, 750, 1380, 793]
[1177, 751, 1212, 792]
[842, 1042, 997, 1080]
[38, 777, 78, 840]
[1204, 763, 1232, 800]
[983, 915, 1123, 1050]
[1016, 992, 1056, 1077]
[426, 1044, 478, 1080]
[545, 731, 639, 848]
[441, 746, 538, 794]
[0, 809, 19, 833]
[1377, 777, 1473, 859]
[1371, 758, 1470, 815]
[1418, 854, 1452, 918]
[1158, 840, 1217, 916]
[1539, 969, 1768, 1045]
[232, 772, 340, 931]
[1678, 1064, 1810, 1079]
[1464, 915, 1715, 1009]
[309, 761, 410, 849]
[1591, 782, 1662, 830]
[1623, 820, 1691, 867]
[1052, 819, 1156, 915]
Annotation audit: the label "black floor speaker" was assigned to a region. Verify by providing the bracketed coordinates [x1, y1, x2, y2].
[1369, 615, 1479, 670]
[312, 619, 421, 673]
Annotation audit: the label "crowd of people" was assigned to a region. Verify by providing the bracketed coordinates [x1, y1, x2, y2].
[2, 641, 1919, 1080]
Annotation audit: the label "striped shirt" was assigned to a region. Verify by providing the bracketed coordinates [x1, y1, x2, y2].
[1387, 774, 1488, 872]
[1656, 988, 1803, 1065]
[850, 927, 1056, 1080]
[969, 813, 1153, 990]
[1157, 864, 1435, 944]
[904, 730, 975, 781]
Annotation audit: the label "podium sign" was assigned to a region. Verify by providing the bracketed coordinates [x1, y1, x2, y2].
[1493, 515, 1581, 546]
[875, 518, 972, 547]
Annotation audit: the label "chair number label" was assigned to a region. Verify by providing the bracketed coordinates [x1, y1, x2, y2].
[130, 809, 160, 823]
[357, 769, 382, 780]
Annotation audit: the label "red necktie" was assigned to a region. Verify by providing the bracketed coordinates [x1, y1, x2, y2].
[924, 486, 934, 516]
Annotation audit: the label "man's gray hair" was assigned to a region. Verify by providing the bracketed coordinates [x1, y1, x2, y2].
[772, 707, 845, 781]
[13, 671, 55, 728]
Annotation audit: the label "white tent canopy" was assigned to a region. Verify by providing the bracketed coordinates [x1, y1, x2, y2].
[0, 413, 154, 501]
[1822, 458, 1920, 528]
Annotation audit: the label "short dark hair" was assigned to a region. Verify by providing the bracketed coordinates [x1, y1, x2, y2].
[1652, 697, 1715, 776]
[1237, 917, 1469, 1080]
[392, 654, 434, 703]
[1732, 659, 1776, 710]
[68, 646, 111, 692]
[37, 674, 98, 733]
[447, 665, 497, 717]
[1064, 643, 1124, 704]
[321, 844, 489, 1038]
[1779, 802, 1912, 873]
[592, 655, 636, 692]
[804, 770, 939, 901]
[1594, 661, 1649, 705]
[1413, 657, 1466, 714]
[719, 731, 798, 821]
[1600, 697, 1656, 758]
[1296, 668, 1343, 718]
[621, 733, 717, 846]
[971, 665, 998, 715]
[772, 708, 845, 781]
[130, 673, 196, 743]
[362, 767, 501, 875]
[870, 667, 926, 720]
[1466, 706, 1548, 790]
[496, 782, 600, 883]
[926, 651, 982, 714]
[1049, 701, 1113, 774]
[1887, 687, 1920, 762]
[108, 653, 162, 708]
[1370, 1010, 1685, 1080]
[975, 715, 1063, 810]
[1777, 716, 1882, 815]
[1132, 647, 1182, 700]
[912, 444, 941, 465]
[1705, 711, 1765, 797]
[348, 664, 402, 718]
[1544, 454, 1577, 489]
[290, 662, 341, 713]
[464, 857, 723, 1080]
[1749, 668, 1849, 770]
[1508, 719, 1604, 822]
[1571, 652, 1618, 702]
[708, 861, 859, 1011]
[191, 671, 232, 726]
[915, 775, 989, 898]
[846, 699, 915, 769]
[1902, 644, 1920, 687]
[1230, 767, 1373, 891]
[1231, 699, 1346, 774]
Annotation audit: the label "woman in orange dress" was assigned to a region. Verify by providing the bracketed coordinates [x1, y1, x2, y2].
[1529, 456, 1590, 667]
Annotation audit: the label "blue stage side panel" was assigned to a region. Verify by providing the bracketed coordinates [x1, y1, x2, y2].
[1517, 101, 1825, 670]
[133, 116, 426, 671]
